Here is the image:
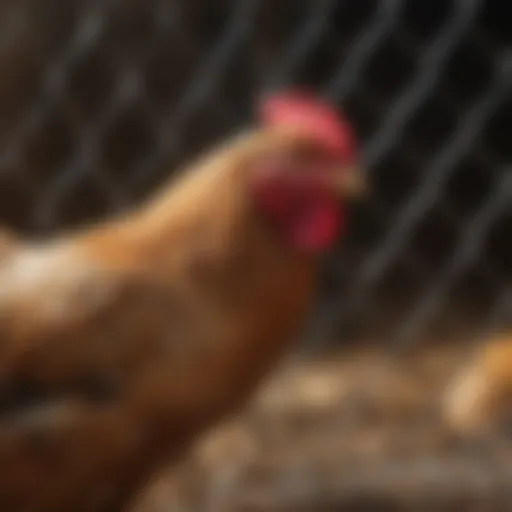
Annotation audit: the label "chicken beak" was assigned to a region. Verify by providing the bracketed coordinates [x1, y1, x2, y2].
[331, 166, 369, 200]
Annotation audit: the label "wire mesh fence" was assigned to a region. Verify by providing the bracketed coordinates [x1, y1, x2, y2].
[0, 2, 511, 510]
[0, 0, 509, 346]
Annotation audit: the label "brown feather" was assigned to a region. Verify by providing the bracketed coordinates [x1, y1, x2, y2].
[0, 127, 321, 511]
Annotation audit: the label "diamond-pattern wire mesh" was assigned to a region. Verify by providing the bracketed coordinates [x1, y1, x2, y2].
[0, 0, 509, 346]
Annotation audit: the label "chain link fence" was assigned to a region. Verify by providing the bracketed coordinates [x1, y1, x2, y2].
[0, 0, 509, 346]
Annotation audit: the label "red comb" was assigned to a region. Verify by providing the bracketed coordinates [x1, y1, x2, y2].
[259, 91, 357, 161]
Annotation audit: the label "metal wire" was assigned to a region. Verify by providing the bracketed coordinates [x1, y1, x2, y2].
[0, 0, 509, 345]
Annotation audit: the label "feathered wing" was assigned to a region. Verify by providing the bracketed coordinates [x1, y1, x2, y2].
[0, 253, 185, 511]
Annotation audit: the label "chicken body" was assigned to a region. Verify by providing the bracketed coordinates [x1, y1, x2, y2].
[444, 333, 512, 435]
[0, 123, 359, 510]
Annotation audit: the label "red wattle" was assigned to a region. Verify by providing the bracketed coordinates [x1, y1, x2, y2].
[290, 193, 343, 252]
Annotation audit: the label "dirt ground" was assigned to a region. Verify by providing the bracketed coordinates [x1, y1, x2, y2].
[134, 343, 512, 511]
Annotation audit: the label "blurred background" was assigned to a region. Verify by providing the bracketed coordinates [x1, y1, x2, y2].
[0, 0, 510, 509]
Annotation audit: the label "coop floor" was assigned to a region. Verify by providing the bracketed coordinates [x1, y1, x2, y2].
[136, 343, 512, 512]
